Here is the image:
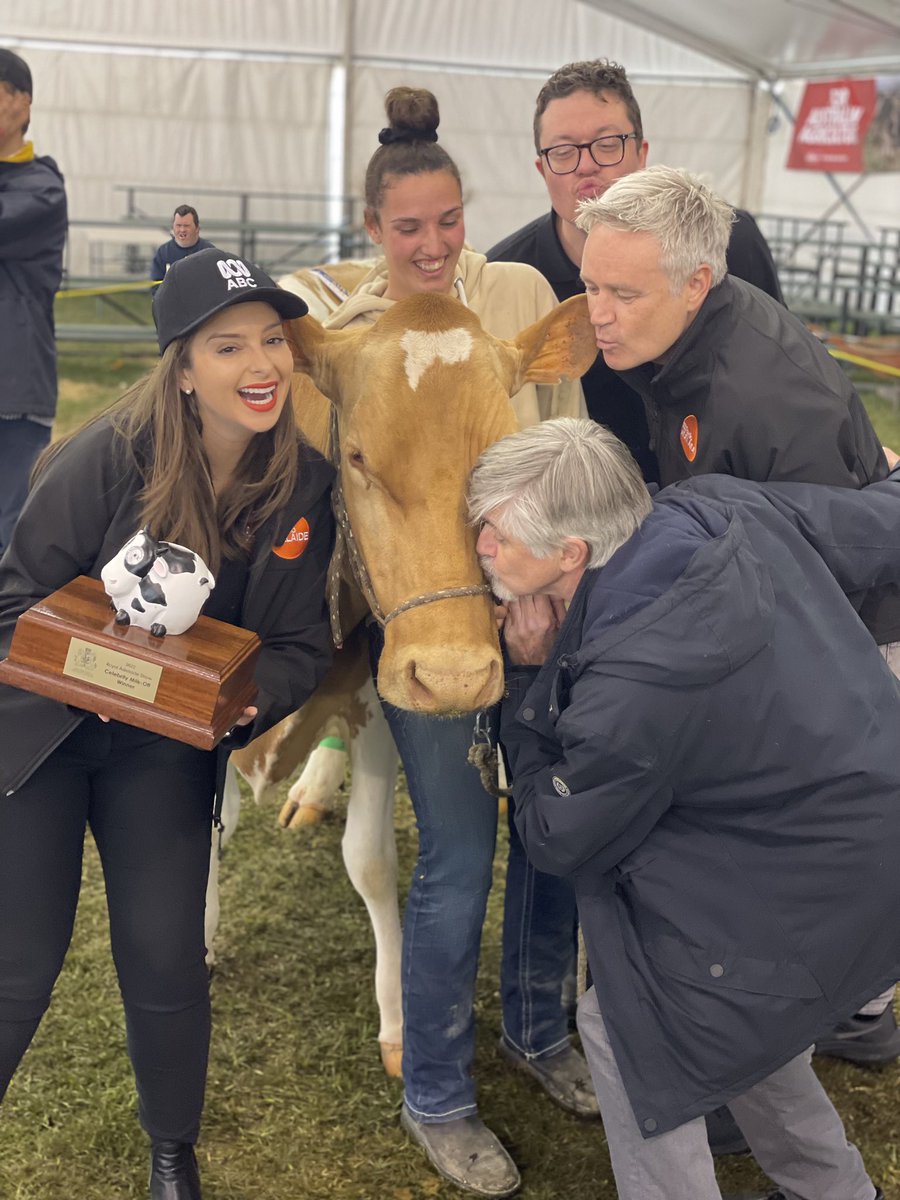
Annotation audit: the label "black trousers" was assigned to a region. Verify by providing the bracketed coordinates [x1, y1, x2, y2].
[0, 717, 215, 1142]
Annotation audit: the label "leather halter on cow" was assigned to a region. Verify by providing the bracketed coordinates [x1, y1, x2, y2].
[216, 286, 595, 1072]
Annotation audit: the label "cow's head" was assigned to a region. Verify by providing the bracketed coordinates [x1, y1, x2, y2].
[287, 293, 595, 714]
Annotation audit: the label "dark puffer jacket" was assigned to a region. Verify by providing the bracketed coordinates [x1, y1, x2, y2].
[0, 152, 67, 419]
[500, 473, 900, 1136]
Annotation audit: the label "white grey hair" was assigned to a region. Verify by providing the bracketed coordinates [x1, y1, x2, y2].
[467, 418, 652, 570]
[576, 165, 734, 290]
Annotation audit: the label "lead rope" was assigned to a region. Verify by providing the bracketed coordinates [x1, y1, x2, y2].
[466, 709, 511, 799]
[327, 406, 387, 649]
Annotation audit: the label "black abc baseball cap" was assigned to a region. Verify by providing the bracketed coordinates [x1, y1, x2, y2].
[153, 247, 309, 353]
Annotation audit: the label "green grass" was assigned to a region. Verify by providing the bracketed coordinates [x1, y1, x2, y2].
[2, 351, 900, 1198]
[2, 780, 899, 1199]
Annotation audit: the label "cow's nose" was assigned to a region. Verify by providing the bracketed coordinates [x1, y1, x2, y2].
[400, 653, 503, 714]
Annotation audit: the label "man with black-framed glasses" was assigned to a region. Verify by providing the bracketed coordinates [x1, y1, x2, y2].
[488, 59, 782, 484]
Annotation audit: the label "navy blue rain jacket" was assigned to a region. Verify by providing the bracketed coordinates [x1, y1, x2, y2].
[500, 473, 900, 1136]
[0, 153, 67, 419]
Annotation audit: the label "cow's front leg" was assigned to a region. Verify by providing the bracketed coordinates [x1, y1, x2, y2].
[340, 680, 403, 1075]
[278, 721, 348, 828]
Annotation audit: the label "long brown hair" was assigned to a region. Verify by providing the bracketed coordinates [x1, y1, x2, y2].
[36, 338, 301, 572]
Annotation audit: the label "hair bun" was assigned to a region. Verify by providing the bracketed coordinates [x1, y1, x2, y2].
[382, 86, 440, 144]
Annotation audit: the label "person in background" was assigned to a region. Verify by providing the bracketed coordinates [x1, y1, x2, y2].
[0, 248, 333, 1200]
[150, 204, 214, 287]
[0, 47, 67, 556]
[324, 85, 586, 1199]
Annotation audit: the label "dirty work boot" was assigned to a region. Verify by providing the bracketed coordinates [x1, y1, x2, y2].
[497, 1036, 600, 1119]
[705, 1103, 749, 1156]
[149, 1140, 202, 1200]
[814, 1005, 900, 1066]
[400, 1105, 520, 1198]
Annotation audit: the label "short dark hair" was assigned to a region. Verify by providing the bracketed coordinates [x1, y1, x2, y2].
[173, 205, 199, 225]
[0, 48, 33, 136]
[0, 48, 33, 97]
[533, 59, 643, 153]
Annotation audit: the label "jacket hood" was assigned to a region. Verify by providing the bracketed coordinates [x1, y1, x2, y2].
[577, 493, 774, 687]
[323, 246, 489, 329]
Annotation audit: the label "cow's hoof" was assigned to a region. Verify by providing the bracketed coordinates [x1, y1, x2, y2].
[278, 796, 328, 829]
[150, 623, 167, 638]
[114, 610, 131, 625]
[380, 1040, 403, 1078]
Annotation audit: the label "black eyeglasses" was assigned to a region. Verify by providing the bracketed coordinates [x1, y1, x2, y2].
[539, 133, 641, 175]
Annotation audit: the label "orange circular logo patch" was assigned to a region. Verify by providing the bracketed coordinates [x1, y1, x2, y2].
[680, 415, 699, 463]
[273, 517, 310, 560]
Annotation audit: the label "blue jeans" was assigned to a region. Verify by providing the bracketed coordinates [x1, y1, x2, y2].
[0, 418, 52, 556]
[371, 629, 577, 1121]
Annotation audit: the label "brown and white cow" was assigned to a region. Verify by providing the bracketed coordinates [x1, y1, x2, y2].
[214, 289, 596, 1073]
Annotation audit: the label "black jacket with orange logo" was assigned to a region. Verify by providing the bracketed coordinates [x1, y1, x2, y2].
[616, 277, 898, 642]
[618, 276, 887, 492]
[0, 416, 334, 797]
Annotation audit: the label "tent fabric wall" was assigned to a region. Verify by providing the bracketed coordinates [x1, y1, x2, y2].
[16, 44, 332, 274]
[2, 0, 343, 58]
[348, 0, 745, 81]
[3, 0, 898, 278]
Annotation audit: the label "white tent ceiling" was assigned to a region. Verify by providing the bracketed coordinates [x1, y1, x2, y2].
[3, 1, 899, 275]
[582, 0, 900, 81]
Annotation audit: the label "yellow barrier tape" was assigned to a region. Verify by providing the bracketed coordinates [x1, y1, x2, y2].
[56, 281, 158, 299]
[829, 348, 900, 379]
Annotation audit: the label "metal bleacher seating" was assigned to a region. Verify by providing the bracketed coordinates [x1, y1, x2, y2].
[759, 215, 900, 336]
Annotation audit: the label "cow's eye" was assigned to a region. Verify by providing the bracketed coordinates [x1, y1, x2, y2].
[125, 548, 144, 565]
[347, 449, 365, 469]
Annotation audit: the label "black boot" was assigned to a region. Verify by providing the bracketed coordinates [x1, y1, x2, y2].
[149, 1140, 202, 1200]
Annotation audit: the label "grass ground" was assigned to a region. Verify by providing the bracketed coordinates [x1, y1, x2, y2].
[2, 329, 900, 1198]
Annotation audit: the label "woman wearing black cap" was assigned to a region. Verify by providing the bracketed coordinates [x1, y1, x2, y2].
[0, 248, 335, 1199]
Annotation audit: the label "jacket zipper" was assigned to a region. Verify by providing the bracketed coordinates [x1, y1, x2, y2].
[3, 713, 83, 796]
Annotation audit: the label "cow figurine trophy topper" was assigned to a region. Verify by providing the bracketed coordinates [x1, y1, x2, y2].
[101, 529, 215, 637]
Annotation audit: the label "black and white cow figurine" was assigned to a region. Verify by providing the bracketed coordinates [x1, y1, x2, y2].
[100, 529, 215, 637]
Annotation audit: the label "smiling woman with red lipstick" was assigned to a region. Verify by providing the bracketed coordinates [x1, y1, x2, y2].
[0, 248, 335, 1200]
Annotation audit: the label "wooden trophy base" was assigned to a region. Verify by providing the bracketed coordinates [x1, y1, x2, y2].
[0, 576, 261, 750]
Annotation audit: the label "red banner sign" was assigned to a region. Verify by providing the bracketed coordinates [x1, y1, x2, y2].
[787, 78, 877, 172]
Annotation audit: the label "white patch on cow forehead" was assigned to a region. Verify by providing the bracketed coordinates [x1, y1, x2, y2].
[400, 328, 473, 390]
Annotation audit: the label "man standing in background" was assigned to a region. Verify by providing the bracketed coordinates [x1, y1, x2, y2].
[149, 204, 214, 287]
[0, 47, 67, 556]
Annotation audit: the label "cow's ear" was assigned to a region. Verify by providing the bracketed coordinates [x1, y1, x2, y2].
[509, 295, 597, 388]
[284, 313, 328, 373]
[284, 316, 361, 404]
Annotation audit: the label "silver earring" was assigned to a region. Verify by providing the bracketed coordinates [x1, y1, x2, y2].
[183, 387, 193, 396]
